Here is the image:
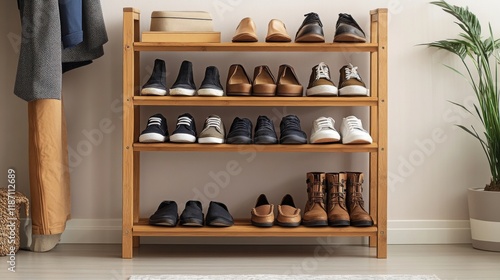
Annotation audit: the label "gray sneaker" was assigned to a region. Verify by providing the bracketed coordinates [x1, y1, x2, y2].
[198, 115, 225, 144]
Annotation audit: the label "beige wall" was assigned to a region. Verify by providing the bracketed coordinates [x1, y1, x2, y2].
[0, 0, 493, 237]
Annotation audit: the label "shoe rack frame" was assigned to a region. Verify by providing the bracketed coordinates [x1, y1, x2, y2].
[122, 7, 387, 259]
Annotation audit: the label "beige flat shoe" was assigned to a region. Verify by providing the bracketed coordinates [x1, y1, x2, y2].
[232, 17, 258, 42]
[266, 19, 292, 42]
[276, 64, 303, 97]
[253, 65, 276, 96]
[226, 64, 252, 96]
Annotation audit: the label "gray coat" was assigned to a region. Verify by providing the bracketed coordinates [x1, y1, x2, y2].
[15, 0, 108, 101]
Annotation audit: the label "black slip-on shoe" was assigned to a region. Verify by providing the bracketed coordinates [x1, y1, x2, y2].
[180, 200, 204, 227]
[170, 60, 196, 96]
[333, 13, 366, 43]
[149, 201, 178, 226]
[295, 12, 325, 43]
[206, 201, 234, 227]
[198, 66, 224, 97]
[141, 59, 167, 96]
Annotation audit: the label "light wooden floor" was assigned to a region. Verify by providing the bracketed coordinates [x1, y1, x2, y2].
[1, 244, 499, 279]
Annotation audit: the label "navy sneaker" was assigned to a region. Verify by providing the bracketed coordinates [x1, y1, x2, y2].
[141, 59, 167, 96]
[170, 60, 196, 96]
[180, 200, 204, 227]
[279, 115, 308, 144]
[206, 201, 234, 227]
[226, 117, 252, 144]
[170, 113, 197, 143]
[139, 113, 168, 143]
[149, 201, 178, 226]
[254, 116, 278, 144]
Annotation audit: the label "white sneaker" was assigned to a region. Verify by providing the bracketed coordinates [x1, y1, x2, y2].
[310, 117, 341, 144]
[340, 116, 372, 144]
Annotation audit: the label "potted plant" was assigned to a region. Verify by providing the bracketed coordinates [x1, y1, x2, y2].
[427, 0, 500, 251]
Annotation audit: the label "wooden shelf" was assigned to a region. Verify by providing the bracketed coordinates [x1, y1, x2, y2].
[133, 96, 378, 107]
[133, 42, 379, 52]
[133, 143, 378, 153]
[134, 219, 378, 237]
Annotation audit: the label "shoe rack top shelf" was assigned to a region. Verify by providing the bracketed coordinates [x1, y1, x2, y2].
[133, 143, 378, 153]
[134, 219, 378, 237]
[133, 42, 379, 53]
[133, 96, 379, 107]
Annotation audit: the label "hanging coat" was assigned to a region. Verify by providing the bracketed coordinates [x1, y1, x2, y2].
[15, 0, 108, 101]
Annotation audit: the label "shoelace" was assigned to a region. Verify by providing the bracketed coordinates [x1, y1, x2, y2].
[303, 12, 322, 26]
[147, 117, 163, 127]
[232, 119, 250, 130]
[257, 117, 273, 130]
[345, 64, 361, 81]
[205, 116, 222, 131]
[345, 117, 368, 132]
[315, 62, 331, 81]
[282, 116, 301, 130]
[177, 116, 193, 127]
[316, 117, 335, 131]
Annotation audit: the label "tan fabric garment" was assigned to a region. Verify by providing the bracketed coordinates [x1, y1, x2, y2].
[28, 99, 70, 235]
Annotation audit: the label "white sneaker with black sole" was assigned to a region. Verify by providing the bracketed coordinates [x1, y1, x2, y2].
[340, 116, 373, 144]
[139, 114, 169, 143]
[170, 113, 197, 143]
[310, 116, 341, 144]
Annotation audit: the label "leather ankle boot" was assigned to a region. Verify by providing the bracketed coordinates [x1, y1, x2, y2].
[346, 172, 373, 227]
[326, 172, 350, 227]
[302, 172, 328, 226]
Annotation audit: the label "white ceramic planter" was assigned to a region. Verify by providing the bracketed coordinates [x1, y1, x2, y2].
[467, 188, 500, 252]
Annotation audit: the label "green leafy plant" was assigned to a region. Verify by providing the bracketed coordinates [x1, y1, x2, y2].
[427, 0, 500, 191]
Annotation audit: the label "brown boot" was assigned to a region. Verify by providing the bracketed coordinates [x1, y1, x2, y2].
[302, 172, 328, 226]
[346, 172, 373, 227]
[326, 172, 350, 227]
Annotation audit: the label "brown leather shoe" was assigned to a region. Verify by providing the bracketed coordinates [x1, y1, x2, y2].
[232, 17, 258, 42]
[326, 172, 350, 227]
[253, 65, 276, 96]
[251, 194, 274, 227]
[266, 19, 291, 42]
[226, 64, 252, 96]
[276, 64, 303, 97]
[346, 172, 373, 227]
[302, 172, 328, 226]
[276, 194, 301, 227]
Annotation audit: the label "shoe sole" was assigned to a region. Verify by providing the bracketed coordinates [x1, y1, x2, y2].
[334, 34, 367, 43]
[339, 85, 369, 96]
[206, 218, 233, 227]
[254, 135, 278, 144]
[149, 219, 177, 227]
[265, 34, 292, 42]
[141, 88, 167, 96]
[139, 133, 167, 143]
[198, 136, 224, 144]
[251, 221, 274, 227]
[276, 221, 301, 227]
[306, 85, 338, 96]
[198, 88, 224, 97]
[226, 136, 252, 144]
[310, 131, 341, 144]
[302, 220, 328, 227]
[351, 220, 373, 227]
[295, 34, 325, 43]
[180, 218, 204, 227]
[232, 33, 258, 42]
[280, 135, 307, 144]
[169, 88, 196, 96]
[329, 220, 350, 227]
[342, 134, 373, 144]
[170, 133, 196, 143]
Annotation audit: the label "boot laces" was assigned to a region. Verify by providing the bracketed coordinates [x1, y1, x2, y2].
[315, 62, 331, 81]
[345, 63, 362, 81]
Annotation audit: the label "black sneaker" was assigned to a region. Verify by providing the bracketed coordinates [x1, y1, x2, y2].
[333, 13, 366, 43]
[295, 12, 325, 43]
[141, 59, 167, 96]
[170, 60, 196, 96]
[139, 113, 168, 143]
[254, 116, 278, 144]
[198, 66, 224, 97]
[206, 201, 234, 227]
[180, 200, 204, 227]
[149, 200, 178, 227]
[226, 117, 252, 144]
[279, 115, 308, 144]
[170, 113, 197, 143]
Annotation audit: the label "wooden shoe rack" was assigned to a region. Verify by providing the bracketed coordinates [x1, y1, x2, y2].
[122, 7, 387, 259]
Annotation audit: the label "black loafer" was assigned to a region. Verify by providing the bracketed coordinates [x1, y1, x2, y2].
[180, 200, 204, 227]
[206, 201, 234, 227]
[149, 201, 178, 226]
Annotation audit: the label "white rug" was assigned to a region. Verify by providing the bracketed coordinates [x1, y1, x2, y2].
[129, 275, 441, 280]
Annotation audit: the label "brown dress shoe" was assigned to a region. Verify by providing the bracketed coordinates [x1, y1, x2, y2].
[276, 64, 303, 97]
[302, 172, 328, 226]
[276, 194, 301, 227]
[232, 17, 258, 42]
[346, 172, 373, 227]
[326, 172, 350, 227]
[226, 64, 252, 96]
[266, 19, 291, 42]
[251, 194, 274, 227]
[253, 65, 276, 96]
